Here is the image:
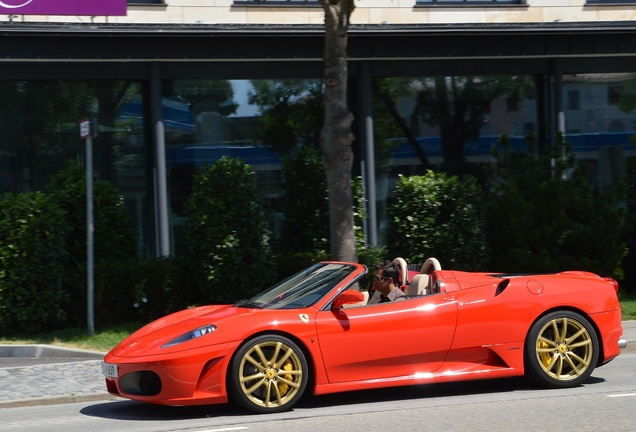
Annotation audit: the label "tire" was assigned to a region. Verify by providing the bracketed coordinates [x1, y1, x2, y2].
[525, 310, 599, 388]
[228, 334, 308, 413]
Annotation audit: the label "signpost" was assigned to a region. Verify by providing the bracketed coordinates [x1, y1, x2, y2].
[80, 119, 97, 336]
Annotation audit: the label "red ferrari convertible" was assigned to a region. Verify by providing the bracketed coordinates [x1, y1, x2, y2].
[102, 258, 627, 413]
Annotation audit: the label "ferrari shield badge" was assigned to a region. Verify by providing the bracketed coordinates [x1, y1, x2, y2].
[299, 314, 309, 324]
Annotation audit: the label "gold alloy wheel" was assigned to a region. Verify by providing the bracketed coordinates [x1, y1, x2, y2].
[238, 339, 304, 409]
[534, 316, 594, 382]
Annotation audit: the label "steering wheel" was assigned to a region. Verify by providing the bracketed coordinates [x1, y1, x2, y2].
[421, 257, 442, 274]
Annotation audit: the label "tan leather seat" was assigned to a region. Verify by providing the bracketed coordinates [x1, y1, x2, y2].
[406, 273, 430, 296]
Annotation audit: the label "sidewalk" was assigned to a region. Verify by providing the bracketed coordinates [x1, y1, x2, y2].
[1, 322, 635, 409]
[0, 344, 111, 408]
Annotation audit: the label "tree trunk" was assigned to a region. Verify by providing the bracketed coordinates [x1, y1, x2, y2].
[320, 0, 358, 262]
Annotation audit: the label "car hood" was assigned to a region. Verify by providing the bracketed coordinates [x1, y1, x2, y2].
[108, 304, 253, 358]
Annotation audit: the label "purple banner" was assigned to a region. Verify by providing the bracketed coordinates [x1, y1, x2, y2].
[0, 0, 127, 16]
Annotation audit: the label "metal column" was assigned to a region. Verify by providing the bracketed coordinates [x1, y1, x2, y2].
[150, 63, 170, 257]
[359, 62, 377, 247]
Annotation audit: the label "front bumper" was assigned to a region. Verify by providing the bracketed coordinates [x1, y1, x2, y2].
[103, 340, 240, 406]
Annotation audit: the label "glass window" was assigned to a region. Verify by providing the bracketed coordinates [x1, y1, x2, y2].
[608, 84, 623, 106]
[586, 1, 636, 3]
[162, 79, 324, 255]
[371, 75, 536, 243]
[563, 73, 636, 187]
[416, 0, 521, 4]
[568, 90, 581, 111]
[506, 97, 519, 112]
[232, 0, 319, 5]
[0, 79, 153, 256]
[127, 0, 164, 4]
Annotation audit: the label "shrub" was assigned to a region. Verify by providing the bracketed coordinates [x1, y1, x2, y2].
[486, 133, 627, 276]
[277, 146, 377, 276]
[617, 155, 636, 291]
[47, 163, 137, 327]
[277, 146, 330, 276]
[0, 192, 69, 334]
[129, 257, 201, 322]
[184, 157, 275, 303]
[388, 170, 488, 270]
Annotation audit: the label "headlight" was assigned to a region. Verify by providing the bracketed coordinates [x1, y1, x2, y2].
[161, 324, 217, 348]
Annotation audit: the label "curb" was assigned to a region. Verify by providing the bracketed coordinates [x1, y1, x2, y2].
[0, 344, 106, 359]
[0, 393, 117, 409]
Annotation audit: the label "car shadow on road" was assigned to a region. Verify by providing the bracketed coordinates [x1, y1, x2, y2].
[80, 400, 244, 421]
[80, 375, 605, 421]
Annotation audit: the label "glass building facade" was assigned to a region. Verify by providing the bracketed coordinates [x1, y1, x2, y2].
[1, 23, 635, 258]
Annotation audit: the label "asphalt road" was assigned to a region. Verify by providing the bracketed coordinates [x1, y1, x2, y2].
[2, 351, 636, 432]
[0, 320, 634, 408]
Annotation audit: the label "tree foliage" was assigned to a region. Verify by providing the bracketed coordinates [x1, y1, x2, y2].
[184, 157, 275, 303]
[486, 133, 627, 276]
[277, 146, 374, 276]
[47, 163, 137, 326]
[248, 79, 324, 155]
[620, 154, 636, 292]
[277, 146, 330, 275]
[388, 171, 487, 270]
[0, 192, 69, 334]
[170, 80, 237, 117]
[373, 78, 431, 168]
[414, 75, 533, 174]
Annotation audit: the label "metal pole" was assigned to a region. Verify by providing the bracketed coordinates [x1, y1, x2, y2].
[86, 133, 94, 336]
[360, 62, 377, 246]
[150, 63, 170, 257]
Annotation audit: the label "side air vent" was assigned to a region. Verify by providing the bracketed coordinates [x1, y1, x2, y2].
[495, 279, 509, 296]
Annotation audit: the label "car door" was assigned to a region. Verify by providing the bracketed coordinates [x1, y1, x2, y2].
[314, 294, 458, 384]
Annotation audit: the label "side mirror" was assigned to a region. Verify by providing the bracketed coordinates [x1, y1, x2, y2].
[331, 289, 365, 310]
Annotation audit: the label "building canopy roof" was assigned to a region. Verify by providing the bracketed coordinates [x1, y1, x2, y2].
[2, 21, 636, 79]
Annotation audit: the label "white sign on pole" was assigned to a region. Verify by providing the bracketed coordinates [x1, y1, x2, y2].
[80, 118, 96, 336]
[80, 119, 91, 138]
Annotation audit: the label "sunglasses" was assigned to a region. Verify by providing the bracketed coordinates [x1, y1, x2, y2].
[373, 275, 387, 282]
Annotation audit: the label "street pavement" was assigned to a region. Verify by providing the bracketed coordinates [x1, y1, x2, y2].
[1, 321, 635, 409]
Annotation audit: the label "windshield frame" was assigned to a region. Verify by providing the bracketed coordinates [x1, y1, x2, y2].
[237, 262, 365, 310]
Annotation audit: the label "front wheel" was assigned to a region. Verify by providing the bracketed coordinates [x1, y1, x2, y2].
[228, 334, 308, 413]
[525, 311, 599, 388]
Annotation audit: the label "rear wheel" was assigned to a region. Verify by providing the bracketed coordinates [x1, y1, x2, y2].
[228, 334, 308, 413]
[525, 311, 599, 388]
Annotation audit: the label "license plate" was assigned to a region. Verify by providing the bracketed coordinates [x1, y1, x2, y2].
[101, 361, 118, 378]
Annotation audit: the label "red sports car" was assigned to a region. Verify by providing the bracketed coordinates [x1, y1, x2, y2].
[102, 258, 627, 413]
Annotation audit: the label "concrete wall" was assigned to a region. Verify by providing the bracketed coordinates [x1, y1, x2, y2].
[4, 1, 636, 25]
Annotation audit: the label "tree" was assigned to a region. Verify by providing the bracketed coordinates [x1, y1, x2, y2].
[388, 171, 487, 270]
[0, 192, 69, 334]
[184, 157, 275, 303]
[415, 75, 533, 175]
[248, 79, 324, 155]
[319, 0, 358, 262]
[372, 78, 431, 168]
[171, 80, 237, 117]
[486, 133, 627, 276]
[47, 163, 137, 327]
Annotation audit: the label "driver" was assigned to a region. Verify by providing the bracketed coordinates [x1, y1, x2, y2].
[370, 260, 406, 303]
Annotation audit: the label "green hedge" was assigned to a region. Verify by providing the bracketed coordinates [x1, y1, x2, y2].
[184, 157, 275, 303]
[388, 170, 488, 270]
[0, 192, 69, 333]
[485, 134, 627, 277]
[47, 163, 138, 327]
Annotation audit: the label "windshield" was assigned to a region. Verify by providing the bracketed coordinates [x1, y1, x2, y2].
[238, 263, 358, 310]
